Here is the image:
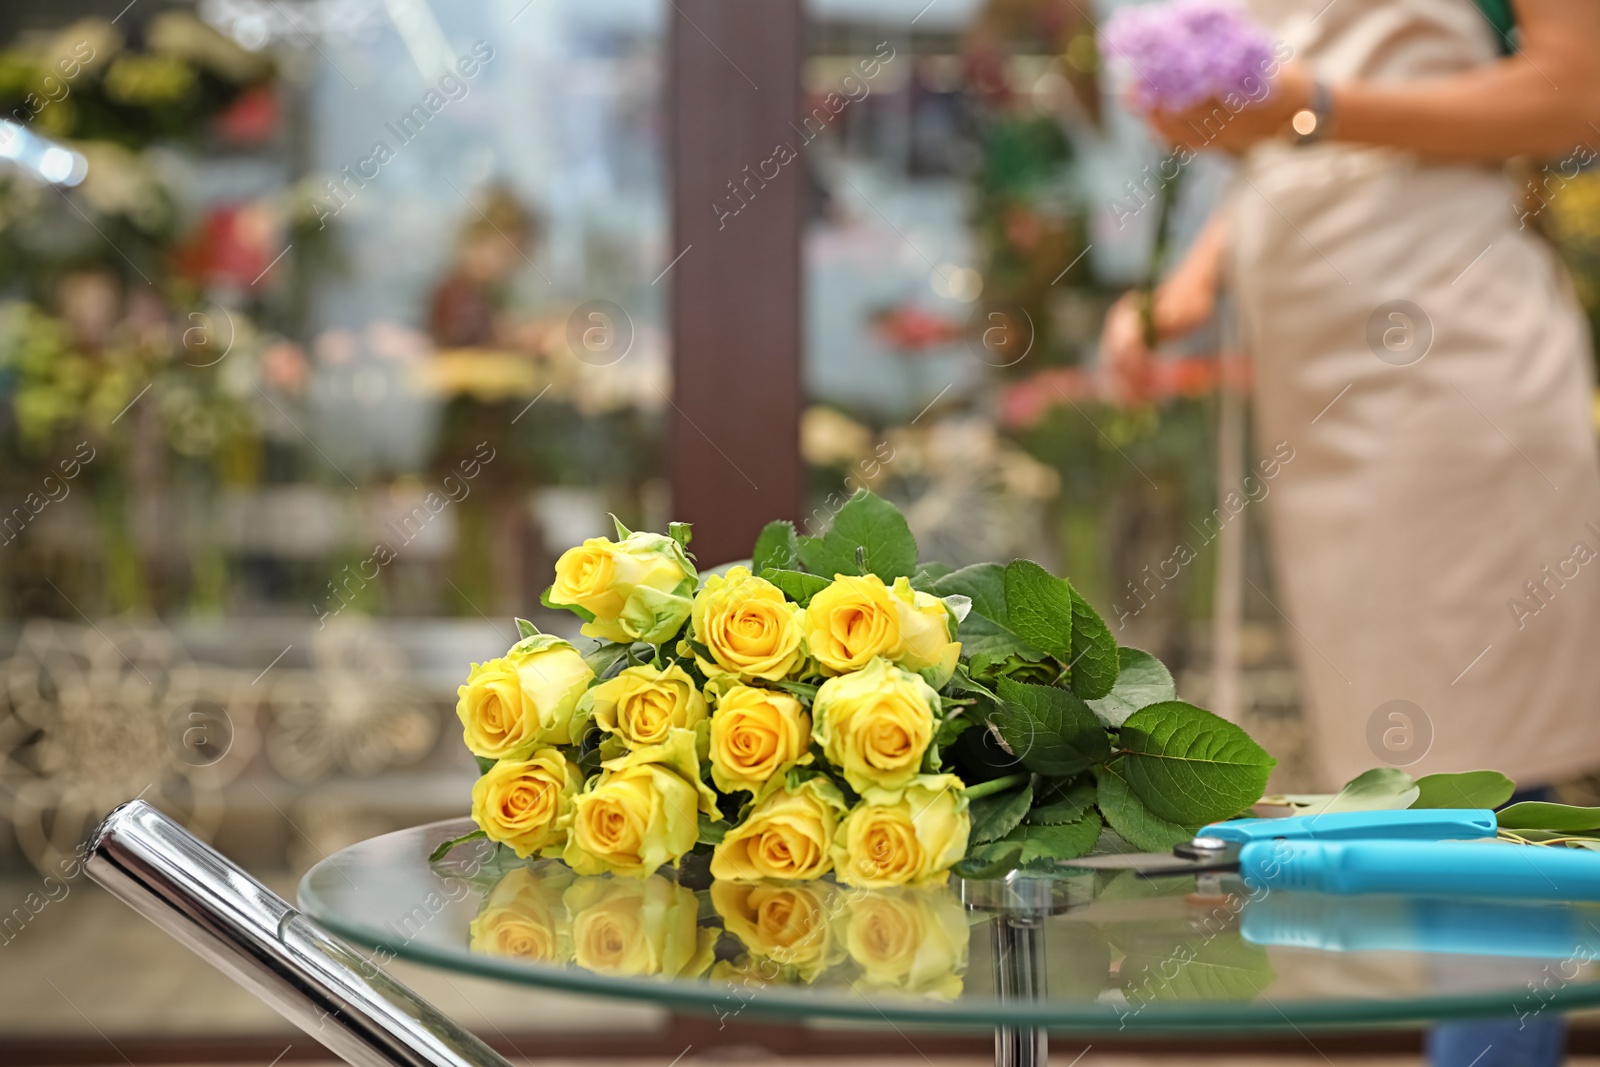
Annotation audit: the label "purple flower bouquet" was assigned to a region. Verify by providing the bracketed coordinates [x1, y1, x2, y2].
[1098, 0, 1276, 112]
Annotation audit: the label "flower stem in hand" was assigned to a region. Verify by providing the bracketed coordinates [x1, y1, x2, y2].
[1139, 166, 1186, 350]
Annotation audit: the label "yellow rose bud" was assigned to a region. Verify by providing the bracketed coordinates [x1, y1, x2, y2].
[564, 728, 720, 878]
[688, 566, 805, 681]
[710, 880, 844, 980]
[549, 531, 697, 645]
[456, 635, 593, 759]
[468, 867, 572, 964]
[710, 776, 848, 881]
[470, 749, 582, 858]
[888, 576, 961, 688]
[842, 887, 968, 999]
[583, 664, 708, 749]
[832, 774, 971, 888]
[565, 875, 717, 978]
[811, 657, 938, 793]
[708, 685, 812, 794]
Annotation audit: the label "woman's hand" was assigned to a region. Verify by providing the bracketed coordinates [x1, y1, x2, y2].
[1143, 63, 1314, 155]
[1101, 214, 1228, 404]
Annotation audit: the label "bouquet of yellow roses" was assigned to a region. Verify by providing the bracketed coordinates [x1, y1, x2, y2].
[445, 490, 1277, 885]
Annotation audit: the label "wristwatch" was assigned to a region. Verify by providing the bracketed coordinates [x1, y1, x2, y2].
[1291, 79, 1333, 145]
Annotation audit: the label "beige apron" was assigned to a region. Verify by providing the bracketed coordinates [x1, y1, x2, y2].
[1231, 0, 1600, 787]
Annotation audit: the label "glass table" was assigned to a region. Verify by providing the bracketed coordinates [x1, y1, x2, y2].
[84, 802, 1600, 1067]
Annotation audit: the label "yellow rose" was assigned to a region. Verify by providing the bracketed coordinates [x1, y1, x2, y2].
[688, 566, 805, 681]
[564, 728, 720, 878]
[811, 657, 938, 793]
[456, 635, 594, 759]
[468, 867, 572, 964]
[803, 574, 901, 673]
[470, 749, 582, 858]
[583, 664, 708, 749]
[803, 574, 960, 684]
[711, 776, 848, 881]
[707, 685, 812, 794]
[710, 880, 844, 980]
[843, 887, 968, 999]
[888, 576, 961, 688]
[549, 530, 697, 645]
[565, 875, 717, 978]
[832, 775, 971, 888]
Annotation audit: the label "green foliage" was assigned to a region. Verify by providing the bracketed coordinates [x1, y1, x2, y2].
[971, 781, 1034, 844]
[796, 489, 918, 581]
[1118, 701, 1276, 826]
[760, 568, 831, 606]
[994, 677, 1110, 775]
[1413, 770, 1516, 810]
[1087, 648, 1176, 727]
[428, 829, 486, 863]
[1498, 803, 1600, 833]
[930, 563, 1049, 677]
[1068, 588, 1118, 699]
[752, 520, 799, 571]
[1095, 760, 1195, 851]
[1002, 559, 1075, 662]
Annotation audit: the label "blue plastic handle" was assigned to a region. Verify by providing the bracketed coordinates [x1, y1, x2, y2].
[1200, 808, 1497, 843]
[1242, 839, 1600, 901]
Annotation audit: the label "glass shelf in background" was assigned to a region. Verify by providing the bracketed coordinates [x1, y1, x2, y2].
[298, 817, 1600, 1033]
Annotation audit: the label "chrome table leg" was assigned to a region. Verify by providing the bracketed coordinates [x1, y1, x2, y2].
[84, 800, 512, 1067]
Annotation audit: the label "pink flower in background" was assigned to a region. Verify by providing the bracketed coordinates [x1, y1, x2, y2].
[1098, 0, 1276, 111]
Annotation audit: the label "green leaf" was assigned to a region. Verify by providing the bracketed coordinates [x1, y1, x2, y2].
[475, 755, 497, 774]
[428, 829, 487, 863]
[751, 520, 798, 572]
[1002, 559, 1074, 662]
[697, 812, 728, 845]
[1068, 588, 1119, 700]
[971, 782, 1034, 845]
[1096, 760, 1195, 851]
[795, 490, 918, 582]
[994, 677, 1111, 776]
[760, 568, 831, 606]
[582, 642, 635, 679]
[1498, 802, 1600, 833]
[1088, 648, 1177, 727]
[930, 563, 1049, 675]
[956, 810, 1102, 878]
[910, 562, 954, 589]
[1027, 776, 1096, 825]
[1012, 811, 1103, 870]
[954, 838, 1025, 879]
[1289, 767, 1419, 816]
[1413, 770, 1516, 811]
[669, 521, 693, 550]
[1119, 701, 1276, 826]
[611, 513, 633, 540]
[515, 617, 539, 639]
[935, 710, 976, 750]
[768, 679, 819, 703]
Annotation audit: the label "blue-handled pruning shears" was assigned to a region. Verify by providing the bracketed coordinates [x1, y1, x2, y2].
[1069, 809, 1600, 901]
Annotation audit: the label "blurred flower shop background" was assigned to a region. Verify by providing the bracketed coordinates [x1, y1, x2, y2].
[3, 0, 1600, 1055]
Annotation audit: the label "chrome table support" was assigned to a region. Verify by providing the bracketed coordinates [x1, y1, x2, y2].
[85, 800, 513, 1067]
[963, 873, 1062, 1067]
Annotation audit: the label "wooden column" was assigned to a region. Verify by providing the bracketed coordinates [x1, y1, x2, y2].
[667, 0, 805, 566]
